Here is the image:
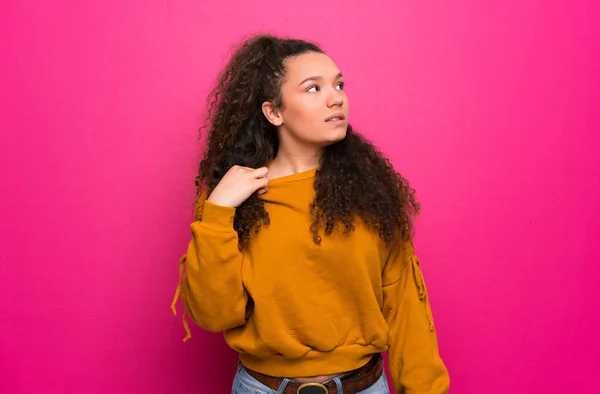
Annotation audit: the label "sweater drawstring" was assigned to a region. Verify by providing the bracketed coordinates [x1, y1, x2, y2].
[170, 192, 208, 343]
[171, 254, 192, 342]
[412, 255, 435, 331]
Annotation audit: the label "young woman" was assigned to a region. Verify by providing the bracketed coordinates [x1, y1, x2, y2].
[172, 34, 449, 394]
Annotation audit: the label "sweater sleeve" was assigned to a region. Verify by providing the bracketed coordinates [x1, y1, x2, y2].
[171, 192, 249, 340]
[381, 240, 450, 393]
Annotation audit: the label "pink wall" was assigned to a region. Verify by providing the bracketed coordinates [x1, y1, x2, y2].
[1, 1, 598, 393]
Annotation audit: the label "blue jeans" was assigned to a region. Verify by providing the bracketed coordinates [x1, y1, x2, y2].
[232, 360, 391, 394]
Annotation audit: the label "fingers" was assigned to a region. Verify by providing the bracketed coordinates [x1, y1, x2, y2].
[252, 166, 269, 178]
[254, 175, 269, 187]
[254, 174, 269, 195]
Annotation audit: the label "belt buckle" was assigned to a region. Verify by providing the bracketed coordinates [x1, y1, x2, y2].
[297, 382, 328, 394]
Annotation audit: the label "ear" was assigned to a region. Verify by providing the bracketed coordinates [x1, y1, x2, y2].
[262, 101, 283, 127]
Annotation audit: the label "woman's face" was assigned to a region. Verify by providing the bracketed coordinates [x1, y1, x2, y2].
[264, 52, 349, 147]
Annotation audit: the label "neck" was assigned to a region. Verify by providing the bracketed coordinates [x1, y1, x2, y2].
[270, 128, 324, 176]
[269, 151, 321, 174]
[269, 145, 322, 177]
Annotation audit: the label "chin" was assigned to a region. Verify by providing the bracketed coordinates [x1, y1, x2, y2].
[333, 125, 348, 140]
[320, 127, 347, 146]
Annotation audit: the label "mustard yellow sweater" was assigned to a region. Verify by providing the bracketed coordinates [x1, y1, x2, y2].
[172, 168, 449, 393]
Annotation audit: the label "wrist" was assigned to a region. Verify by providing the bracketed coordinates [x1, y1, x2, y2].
[206, 194, 235, 208]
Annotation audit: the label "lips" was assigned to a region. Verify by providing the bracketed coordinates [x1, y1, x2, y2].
[325, 113, 346, 122]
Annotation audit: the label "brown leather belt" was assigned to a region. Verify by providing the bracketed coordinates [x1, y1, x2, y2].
[243, 354, 383, 394]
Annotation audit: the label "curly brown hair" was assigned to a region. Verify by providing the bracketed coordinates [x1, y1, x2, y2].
[195, 34, 420, 250]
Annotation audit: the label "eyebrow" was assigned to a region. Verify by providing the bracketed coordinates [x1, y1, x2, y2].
[299, 73, 344, 86]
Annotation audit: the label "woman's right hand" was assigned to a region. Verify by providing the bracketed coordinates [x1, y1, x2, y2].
[206, 165, 269, 208]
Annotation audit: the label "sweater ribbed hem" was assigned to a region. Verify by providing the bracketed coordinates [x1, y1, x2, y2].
[238, 344, 382, 378]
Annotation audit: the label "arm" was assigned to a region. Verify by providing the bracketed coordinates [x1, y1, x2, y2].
[382, 240, 450, 393]
[171, 192, 249, 339]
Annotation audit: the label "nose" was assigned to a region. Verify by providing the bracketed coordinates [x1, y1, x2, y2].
[326, 88, 344, 108]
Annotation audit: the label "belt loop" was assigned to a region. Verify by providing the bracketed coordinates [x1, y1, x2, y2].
[275, 378, 292, 394]
[332, 376, 343, 394]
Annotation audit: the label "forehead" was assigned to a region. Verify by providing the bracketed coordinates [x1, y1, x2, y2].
[283, 52, 341, 83]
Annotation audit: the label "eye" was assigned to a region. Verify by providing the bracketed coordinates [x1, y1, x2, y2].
[336, 81, 345, 90]
[307, 85, 320, 92]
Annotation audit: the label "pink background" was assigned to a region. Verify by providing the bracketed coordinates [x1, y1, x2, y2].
[1, 1, 598, 393]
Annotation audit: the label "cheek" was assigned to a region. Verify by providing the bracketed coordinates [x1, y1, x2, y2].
[283, 98, 321, 127]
